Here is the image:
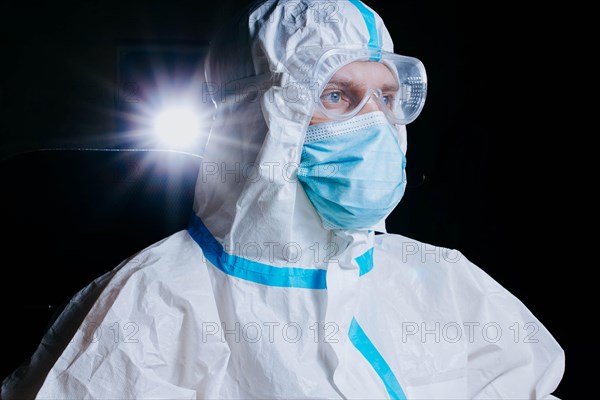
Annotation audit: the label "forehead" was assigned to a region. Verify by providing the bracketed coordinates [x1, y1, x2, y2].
[327, 61, 398, 87]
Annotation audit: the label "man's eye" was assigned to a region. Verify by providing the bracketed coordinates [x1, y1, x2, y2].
[321, 91, 342, 104]
[382, 94, 395, 107]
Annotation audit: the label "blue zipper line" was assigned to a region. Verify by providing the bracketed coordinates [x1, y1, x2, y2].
[349, 317, 407, 399]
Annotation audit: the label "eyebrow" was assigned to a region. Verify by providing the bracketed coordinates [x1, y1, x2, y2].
[326, 79, 400, 92]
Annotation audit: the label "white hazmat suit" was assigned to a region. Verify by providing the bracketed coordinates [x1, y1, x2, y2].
[2, 0, 564, 398]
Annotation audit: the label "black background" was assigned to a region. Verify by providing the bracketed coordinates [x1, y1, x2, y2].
[1, 0, 575, 397]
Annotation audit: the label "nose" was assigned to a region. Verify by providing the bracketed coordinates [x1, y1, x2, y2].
[357, 92, 383, 115]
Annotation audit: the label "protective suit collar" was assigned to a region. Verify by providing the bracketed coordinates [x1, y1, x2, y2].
[188, 213, 375, 289]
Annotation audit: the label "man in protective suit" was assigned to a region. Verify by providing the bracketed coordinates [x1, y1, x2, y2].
[2, 0, 564, 398]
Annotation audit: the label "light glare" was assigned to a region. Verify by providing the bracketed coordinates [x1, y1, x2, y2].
[154, 107, 201, 147]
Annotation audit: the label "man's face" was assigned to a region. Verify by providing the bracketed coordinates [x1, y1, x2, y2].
[310, 60, 399, 125]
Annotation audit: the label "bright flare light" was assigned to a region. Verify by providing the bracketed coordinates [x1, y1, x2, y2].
[153, 106, 201, 147]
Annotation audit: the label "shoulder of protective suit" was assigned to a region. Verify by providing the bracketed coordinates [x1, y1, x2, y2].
[0, 230, 209, 400]
[92, 229, 210, 301]
[374, 232, 468, 268]
[371, 232, 504, 298]
[26, 230, 228, 399]
[369, 233, 565, 399]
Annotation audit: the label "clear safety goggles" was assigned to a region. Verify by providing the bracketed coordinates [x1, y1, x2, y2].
[308, 48, 427, 125]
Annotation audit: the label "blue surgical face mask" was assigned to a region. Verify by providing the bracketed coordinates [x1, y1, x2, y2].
[297, 111, 407, 230]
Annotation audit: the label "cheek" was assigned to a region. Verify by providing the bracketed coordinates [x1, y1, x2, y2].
[309, 114, 331, 125]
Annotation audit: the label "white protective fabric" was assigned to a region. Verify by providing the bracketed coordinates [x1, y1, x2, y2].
[2, 0, 564, 399]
